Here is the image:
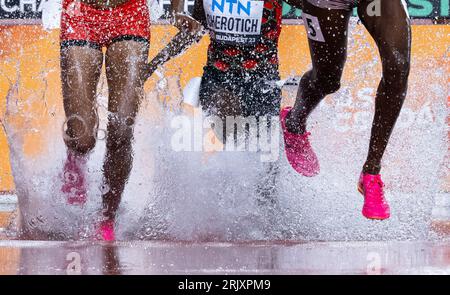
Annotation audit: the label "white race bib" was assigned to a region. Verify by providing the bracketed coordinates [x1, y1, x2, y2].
[203, 0, 264, 46]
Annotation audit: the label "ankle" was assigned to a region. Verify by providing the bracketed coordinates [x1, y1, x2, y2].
[362, 162, 381, 175]
[67, 149, 89, 163]
[286, 111, 307, 134]
[101, 213, 115, 223]
[101, 207, 116, 222]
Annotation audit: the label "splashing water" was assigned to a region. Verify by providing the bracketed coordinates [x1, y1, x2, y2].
[4, 82, 447, 242]
[1, 22, 448, 242]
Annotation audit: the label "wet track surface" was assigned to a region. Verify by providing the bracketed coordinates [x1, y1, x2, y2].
[0, 240, 449, 274]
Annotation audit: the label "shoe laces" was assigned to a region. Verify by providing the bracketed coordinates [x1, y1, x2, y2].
[366, 176, 385, 202]
[285, 131, 311, 148]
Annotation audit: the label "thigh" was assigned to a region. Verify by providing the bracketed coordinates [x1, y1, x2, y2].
[301, 0, 353, 80]
[199, 71, 245, 143]
[105, 40, 150, 118]
[60, 45, 103, 126]
[357, 0, 411, 73]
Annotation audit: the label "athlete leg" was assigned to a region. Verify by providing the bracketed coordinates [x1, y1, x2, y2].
[358, 0, 411, 174]
[61, 44, 103, 154]
[200, 73, 243, 143]
[102, 39, 149, 221]
[286, 0, 352, 134]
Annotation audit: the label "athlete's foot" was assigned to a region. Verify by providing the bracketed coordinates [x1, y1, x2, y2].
[97, 219, 115, 241]
[61, 150, 88, 205]
[280, 107, 320, 177]
[285, 107, 307, 135]
[358, 173, 390, 220]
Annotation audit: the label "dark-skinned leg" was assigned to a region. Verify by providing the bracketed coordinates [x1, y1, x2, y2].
[200, 76, 243, 143]
[60, 45, 102, 205]
[102, 39, 149, 221]
[358, 0, 411, 174]
[286, 0, 352, 134]
[202, 78, 282, 235]
[61, 45, 102, 154]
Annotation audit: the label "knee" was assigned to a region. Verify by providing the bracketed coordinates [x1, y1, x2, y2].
[319, 77, 342, 95]
[302, 70, 342, 96]
[383, 58, 410, 89]
[380, 62, 410, 104]
[64, 115, 97, 154]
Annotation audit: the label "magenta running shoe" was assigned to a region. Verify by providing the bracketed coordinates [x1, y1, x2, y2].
[358, 173, 390, 220]
[98, 219, 115, 241]
[61, 151, 87, 205]
[280, 107, 319, 177]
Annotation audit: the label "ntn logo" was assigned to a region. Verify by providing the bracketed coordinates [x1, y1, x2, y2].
[212, 0, 254, 16]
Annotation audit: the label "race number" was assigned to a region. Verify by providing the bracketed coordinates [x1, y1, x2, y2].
[203, 0, 264, 46]
[302, 12, 325, 42]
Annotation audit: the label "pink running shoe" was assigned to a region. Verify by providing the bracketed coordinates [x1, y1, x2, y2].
[98, 219, 115, 241]
[280, 107, 320, 177]
[61, 151, 87, 205]
[358, 173, 390, 220]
